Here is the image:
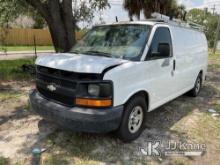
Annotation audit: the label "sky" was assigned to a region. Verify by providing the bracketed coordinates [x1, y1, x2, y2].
[179, 0, 220, 11]
[178, 0, 204, 8]
[80, 0, 220, 28]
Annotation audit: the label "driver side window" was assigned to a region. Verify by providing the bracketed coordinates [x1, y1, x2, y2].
[146, 27, 172, 60]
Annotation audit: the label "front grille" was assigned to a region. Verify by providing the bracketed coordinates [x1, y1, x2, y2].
[37, 72, 77, 90]
[37, 86, 74, 106]
[36, 65, 102, 106]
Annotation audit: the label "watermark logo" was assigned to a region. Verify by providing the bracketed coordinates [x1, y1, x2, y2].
[140, 141, 206, 157]
[140, 141, 161, 156]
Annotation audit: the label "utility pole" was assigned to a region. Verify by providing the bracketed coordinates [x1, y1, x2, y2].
[213, 16, 220, 54]
[204, 7, 208, 17]
[211, 4, 216, 15]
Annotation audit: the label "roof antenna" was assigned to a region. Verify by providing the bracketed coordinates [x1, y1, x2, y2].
[169, 13, 174, 20]
[115, 16, 118, 22]
[183, 11, 187, 21]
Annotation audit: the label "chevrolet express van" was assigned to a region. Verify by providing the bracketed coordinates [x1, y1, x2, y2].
[29, 18, 208, 142]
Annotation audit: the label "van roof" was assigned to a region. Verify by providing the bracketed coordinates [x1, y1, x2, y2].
[96, 20, 158, 26]
[96, 19, 204, 32]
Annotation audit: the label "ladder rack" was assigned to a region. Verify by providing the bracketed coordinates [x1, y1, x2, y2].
[151, 12, 205, 31]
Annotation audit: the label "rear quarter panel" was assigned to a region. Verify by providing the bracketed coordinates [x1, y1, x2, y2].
[170, 26, 208, 88]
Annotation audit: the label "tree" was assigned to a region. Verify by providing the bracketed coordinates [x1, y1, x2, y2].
[123, 0, 186, 20]
[0, 0, 109, 52]
[31, 11, 47, 29]
[124, 0, 142, 21]
[186, 9, 219, 47]
[174, 4, 186, 20]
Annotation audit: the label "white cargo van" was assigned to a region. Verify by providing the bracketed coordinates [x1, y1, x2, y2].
[29, 17, 208, 142]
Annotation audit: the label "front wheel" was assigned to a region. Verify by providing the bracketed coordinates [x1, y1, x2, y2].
[116, 95, 147, 142]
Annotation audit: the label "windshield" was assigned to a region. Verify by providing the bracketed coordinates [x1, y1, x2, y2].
[71, 24, 151, 61]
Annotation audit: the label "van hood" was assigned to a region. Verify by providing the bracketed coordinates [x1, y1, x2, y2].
[36, 53, 128, 74]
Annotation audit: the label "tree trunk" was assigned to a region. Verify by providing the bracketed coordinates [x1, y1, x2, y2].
[62, 0, 76, 51]
[26, 0, 76, 53]
[129, 12, 133, 21]
[136, 12, 140, 20]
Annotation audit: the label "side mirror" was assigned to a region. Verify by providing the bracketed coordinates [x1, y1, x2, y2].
[151, 43, 170, 58]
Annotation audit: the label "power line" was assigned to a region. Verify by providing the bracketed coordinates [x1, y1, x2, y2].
[206, 0, 220, 4]
[205, 2, 220, 7]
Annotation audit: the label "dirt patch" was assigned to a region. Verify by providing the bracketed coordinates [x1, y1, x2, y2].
[0, 82, 56, 164]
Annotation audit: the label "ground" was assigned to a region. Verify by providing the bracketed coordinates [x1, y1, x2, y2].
[0, 54, 220, 165]
[0, 46, 54, 52]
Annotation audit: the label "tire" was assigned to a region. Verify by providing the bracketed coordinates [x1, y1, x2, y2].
[189, 73, 202, 97]
[116, 95, 147, 142]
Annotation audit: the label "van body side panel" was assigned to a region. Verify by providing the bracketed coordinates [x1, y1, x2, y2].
[104, 61, 175, 111]
[104, 62, 155, 109]
[201, 34, 209, 80]
[104, 25, 208, 112]
[170, 26, 208, 92]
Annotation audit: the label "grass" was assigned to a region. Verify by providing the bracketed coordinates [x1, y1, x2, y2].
[208, 63, 220, 71]
[0, 58, 35, 81]
[208, 52, 220, 71]
[0, 156, 10, 165]
[42, 154, 70, 165]
[0, 91, 21, 101]
[0, 46, 54, 52]
[209, 51, 220, 60]
[214, 101, 220, 112]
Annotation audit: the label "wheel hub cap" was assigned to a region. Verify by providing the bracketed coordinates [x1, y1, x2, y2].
[196, 78, 201, 93]
[128, 106, 144, 134]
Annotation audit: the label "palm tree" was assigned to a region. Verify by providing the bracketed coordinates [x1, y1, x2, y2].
[123, 0, 142, 21]
[175, 4, 187, 20]
[123, 0, 186, 20]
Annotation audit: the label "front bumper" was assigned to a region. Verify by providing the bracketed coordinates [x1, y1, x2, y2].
[29, 90, 123, 133]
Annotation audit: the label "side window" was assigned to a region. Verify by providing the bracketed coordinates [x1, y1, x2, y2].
[147, 27, 172, 60]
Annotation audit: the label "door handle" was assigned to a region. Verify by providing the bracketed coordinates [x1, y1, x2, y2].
[173, 59, 176, 71]
[171, 60, 176, 77]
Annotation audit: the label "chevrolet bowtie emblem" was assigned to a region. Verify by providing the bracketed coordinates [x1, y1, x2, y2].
[47, 84, 56, 92]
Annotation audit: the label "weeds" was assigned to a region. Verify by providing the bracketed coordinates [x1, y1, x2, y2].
[0, 58, 35, 81]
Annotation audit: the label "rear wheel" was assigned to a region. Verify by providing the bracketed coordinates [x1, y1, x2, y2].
[189, 73, 202, 97]
[117, 95, 147, 142]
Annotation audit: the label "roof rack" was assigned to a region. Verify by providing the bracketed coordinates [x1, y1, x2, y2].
[147, 18, 165, 23]
[151, 12, 205, 31]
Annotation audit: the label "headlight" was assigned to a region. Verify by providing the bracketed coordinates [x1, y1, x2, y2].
[75, 81, 113, 107]
[88, 84, 100, 97]
[77, 81, 113, 98]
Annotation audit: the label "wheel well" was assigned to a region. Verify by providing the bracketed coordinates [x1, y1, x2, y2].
[125, 91, 149, 112]
[199, 70, 204, 81]
[199, 70, 203, 76]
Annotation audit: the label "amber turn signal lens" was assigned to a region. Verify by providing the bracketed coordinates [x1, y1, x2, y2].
[75, 98, 112, 107]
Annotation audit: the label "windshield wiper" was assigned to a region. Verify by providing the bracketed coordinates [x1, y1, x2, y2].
[82, 50, 112, 58]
